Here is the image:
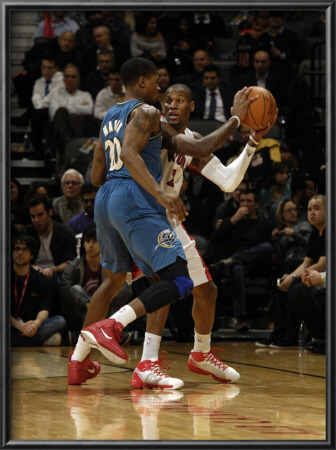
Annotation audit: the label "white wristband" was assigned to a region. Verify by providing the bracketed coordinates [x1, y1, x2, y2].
[249, 135, 259, 146]
[230, 116, 240, 128]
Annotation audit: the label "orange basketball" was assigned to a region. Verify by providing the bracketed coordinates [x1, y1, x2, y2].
[240, 86, 277, 131]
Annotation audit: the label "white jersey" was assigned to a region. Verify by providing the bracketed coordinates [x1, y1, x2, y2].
[160, 126, 211, 287]
[160, 127, 194, 195]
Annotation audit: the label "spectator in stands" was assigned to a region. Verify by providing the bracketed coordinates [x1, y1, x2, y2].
[259, 11, 303, 81]
[213, 179, 249, 230]
[53, 169, 84, 224]
[94, 68, 125, 121]
[272, 198, 312, 274]
[167, 12, 206, 78]
[32, 11, 79, 44]
[12, 180, 61, 231]
[101, 10, 132, 54]
[11, 234, 66, 347]
[176, 48, 211, 92]
[191, 11, 228, 55]
[155, 64, 173, 112]
[45, 64, 94, 172]
[235, 49, 287, 114]
[22, 194, 77, 315]
[58, 225, 103, 339]
[11, 30, 78, 122]
[67, 184, 98, 234]
[130, 12, 167, 64]
[81, 49, 116, 101]
[30, 53, 64, 158]
[191, 63, 233, 123]
[256, 194, 326, 348]
[77, 24, 127, 78]
[258, 162, 292, 221]
[11, 178, 25, 237]
[279, 141, 299, 175]
[290, 170, 317, 221]
[211, 188, 274, 331]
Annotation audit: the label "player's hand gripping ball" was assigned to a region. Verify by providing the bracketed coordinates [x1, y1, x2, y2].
[241, 86, 277, 130]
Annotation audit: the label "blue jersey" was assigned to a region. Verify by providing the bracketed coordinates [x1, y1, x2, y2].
[94, 99, 186, 276]
[101, 99, 163, 183]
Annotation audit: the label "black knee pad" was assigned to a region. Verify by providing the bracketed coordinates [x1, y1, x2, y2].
[138, 257, 194, 313]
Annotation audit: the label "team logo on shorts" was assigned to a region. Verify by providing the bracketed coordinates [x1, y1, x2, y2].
[155, 228, 178, 249]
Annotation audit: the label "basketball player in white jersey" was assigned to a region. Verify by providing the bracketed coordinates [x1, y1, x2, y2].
[130, 83, 277, 389]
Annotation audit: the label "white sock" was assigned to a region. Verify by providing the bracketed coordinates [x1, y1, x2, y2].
[110, 305, 137, 328]
[71, 335, 91, 362]
[193, 330, 211, 353]
[141, 333, 162, 361]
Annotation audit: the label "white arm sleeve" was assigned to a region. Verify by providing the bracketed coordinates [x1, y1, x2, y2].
[200, 144, 256, 192]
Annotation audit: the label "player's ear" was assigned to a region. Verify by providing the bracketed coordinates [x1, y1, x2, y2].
[190, 101, 195, 113]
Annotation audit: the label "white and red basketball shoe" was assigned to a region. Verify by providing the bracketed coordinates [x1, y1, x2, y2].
[187, 347, 240, 383]
[131, 351, 184, 390]
[68, 351, 101, 385]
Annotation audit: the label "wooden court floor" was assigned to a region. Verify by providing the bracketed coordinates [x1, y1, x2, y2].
[10, 340, 326, 444]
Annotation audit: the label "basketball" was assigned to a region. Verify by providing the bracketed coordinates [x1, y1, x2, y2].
[240, 86, 277, 131]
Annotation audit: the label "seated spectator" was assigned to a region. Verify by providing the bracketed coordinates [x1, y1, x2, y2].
[11, 178, 25, 237]
[100, 10, 132, 53]
[93, 68, 125, 121]
[58, 225, 103, 338]
[53, 169, 85, 224]
[45, 64, 95, 173]
[13, 180, 62, 231]
[81, 49, 116, 101]
[279, 141, 299, 175]
[30, 53, 64, 158]
[175, 48, 211, 92]
[167, 12, 207, 78]
[213, 179, 249, 230]
[191, 63, 233, 122]
[234, 49, 288, 115]
[67, 184, 98, 234]
[259, 11, 304, 82]
[22, 194, 77, 315]
[291, 170, 317, 221]
[32, 11, 79, 43]
[130, 12, 168, 64]
[191, 11, 228, 56]
[258, 162, 292, 220]
[154, 64, 173, 112]
[256, 194, 326, 348]
[211, 188, 274, 330]
[272, 198, 313, 274]
[11, 235, 66, 347]
[12, 30, 78, 122]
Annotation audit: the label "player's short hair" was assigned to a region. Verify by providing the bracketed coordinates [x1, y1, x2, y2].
[166, 83, 193, 101]
[121, 57, 157, 87]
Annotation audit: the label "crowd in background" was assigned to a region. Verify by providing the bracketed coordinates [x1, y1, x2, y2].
[10, 10, 326, 354]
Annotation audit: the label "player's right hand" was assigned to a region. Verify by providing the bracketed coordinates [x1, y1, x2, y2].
[155, 190, 188, 223]
[230, 87, 258, 123]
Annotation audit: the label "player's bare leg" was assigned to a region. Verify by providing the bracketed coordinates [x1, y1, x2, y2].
[188, 282, 240, 383]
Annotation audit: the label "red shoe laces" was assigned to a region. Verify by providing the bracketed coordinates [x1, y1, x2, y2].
[204, 348, 228, 369]
[152, 351, 175, 377]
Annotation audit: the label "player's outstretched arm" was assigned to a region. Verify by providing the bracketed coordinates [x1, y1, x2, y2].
[162, 87, 257, 158]
[200, 113, 278, 192]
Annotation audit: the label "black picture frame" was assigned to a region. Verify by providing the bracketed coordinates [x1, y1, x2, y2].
[1, 1, 335, 449]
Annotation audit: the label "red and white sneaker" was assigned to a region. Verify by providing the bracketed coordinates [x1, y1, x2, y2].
[81, 318, 128, 364]
[131, 351, 184, 390]
[187, 348, 240, 383]
[68, 351, 101, 385]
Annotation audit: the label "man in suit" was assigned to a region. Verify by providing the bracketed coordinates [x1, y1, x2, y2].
[235, 49, 287, 114]
[191, 63, 233, 122]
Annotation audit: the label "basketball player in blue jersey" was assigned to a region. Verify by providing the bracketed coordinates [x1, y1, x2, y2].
[68, 57, 260, 385]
